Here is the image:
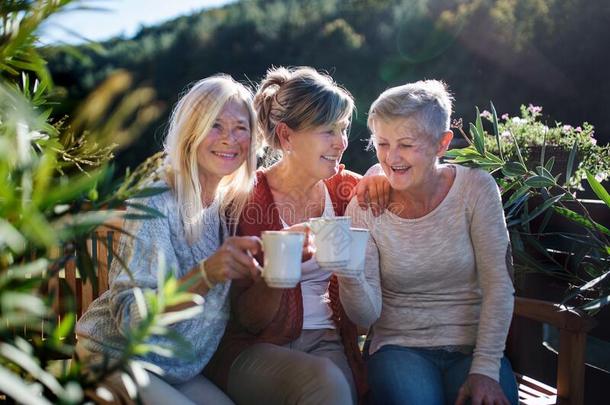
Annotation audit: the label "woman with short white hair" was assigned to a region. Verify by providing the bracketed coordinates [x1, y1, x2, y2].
[76, 75, 262, 404]
[340, 80, 519, 405]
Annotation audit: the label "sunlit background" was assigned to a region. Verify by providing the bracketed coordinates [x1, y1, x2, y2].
[42, 0, 236, 44]
[41, 0, 610, 181]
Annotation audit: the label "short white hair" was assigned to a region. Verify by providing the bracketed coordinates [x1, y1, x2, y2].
[368, 80, 453, 142]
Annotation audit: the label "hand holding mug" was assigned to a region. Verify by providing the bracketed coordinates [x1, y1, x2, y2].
[203, 236, 262, 284]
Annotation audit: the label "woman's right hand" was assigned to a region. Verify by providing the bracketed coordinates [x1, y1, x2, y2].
[352, 173, 391, 217]
[203, 236, 263, 284]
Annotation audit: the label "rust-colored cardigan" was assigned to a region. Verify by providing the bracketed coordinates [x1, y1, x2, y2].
[205, 166, 367, 401]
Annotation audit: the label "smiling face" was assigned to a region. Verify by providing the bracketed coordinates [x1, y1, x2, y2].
[196, 99, 251, 186]
[283, 119, 349, 181]
[372, 117, 448, 192]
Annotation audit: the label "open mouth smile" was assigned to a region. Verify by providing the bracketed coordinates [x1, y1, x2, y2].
[213, 151, 239, 159]
[390, 165, 411, 173]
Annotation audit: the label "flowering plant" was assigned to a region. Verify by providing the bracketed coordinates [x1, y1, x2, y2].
[479, 104, 610, 189]
[446, 103, 610, 313]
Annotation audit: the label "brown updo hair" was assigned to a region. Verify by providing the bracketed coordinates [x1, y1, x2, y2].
[254, 66, 354, 154]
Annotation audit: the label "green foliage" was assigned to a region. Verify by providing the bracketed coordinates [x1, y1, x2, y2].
[447, 103, 610, 313]
[0, 1, 202, 403]
[41, 0, 610, 177]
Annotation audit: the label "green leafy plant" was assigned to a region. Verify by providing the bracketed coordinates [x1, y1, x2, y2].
[1, 1, 204, 403]
[446, 103, 610, 313]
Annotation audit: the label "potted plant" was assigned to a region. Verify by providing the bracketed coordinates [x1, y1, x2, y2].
[446, 103, 610, 313]
[478, 104, 610, 189]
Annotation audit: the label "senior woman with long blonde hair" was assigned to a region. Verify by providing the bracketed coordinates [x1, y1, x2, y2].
[76, 75, 262, 404]
[340, 80, 519, 405]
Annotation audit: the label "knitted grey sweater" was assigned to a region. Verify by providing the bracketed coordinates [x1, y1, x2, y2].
[76, 182, 230, 384]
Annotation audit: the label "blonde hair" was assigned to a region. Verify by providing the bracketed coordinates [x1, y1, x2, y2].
[368, 79, 453, 142]
[164, 75, 258, 243]
[254, 66, 354, 158]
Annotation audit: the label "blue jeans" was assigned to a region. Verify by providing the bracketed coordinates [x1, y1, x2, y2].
[367, 345, 518, 405]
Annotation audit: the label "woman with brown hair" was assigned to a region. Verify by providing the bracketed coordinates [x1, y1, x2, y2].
[206, 67, 380, 405]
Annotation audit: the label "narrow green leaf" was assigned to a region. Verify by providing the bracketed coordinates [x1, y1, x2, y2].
[52, 313, 75, 341]
[507, 130, 527, 167]
[545, 156, 555, 172]
[0, 366, 52, 405]
[524, 175, 556, 188]
[32, 152, 57, 206]
[517, 194, 565, 227]
[505, 185, 531, 208]
[126, 202, 166, 219]
[0, 259, 48, 288]
[586, 172, 610, 208]
[445, 146, 479, 158]
[469, 123, 485, 155]
[536, 166, 555, 180]
[39, 168, 106, 210]
[490, 102, 503, 161]
[581, 295, 610, 312]
[502, 162, 527, 178]
[21, 210, 57, 248]
[131, 186, 169, 199]
[0, 219, 26, 254]
[554, 206, 610, 236]
[566, 142, 578, 183]
[579, 270, 610, 293]
[475, 106, 485, 136]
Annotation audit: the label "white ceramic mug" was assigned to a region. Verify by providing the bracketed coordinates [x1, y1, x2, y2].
[309, 216, 352, 269]
[261, 231, 305, 288]
[333, 228, 370, 277]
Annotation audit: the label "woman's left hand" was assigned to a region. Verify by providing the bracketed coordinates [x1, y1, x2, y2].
[351, 174, 391, 217]
[455, 373, 510, 405]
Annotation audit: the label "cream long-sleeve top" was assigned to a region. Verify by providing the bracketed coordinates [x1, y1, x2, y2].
[338, 164, 515, 381]
[76, 181, 230, 384]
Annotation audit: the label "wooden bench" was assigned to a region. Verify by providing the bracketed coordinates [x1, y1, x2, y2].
[48, 224, 121, 322]
[508, 297, 596, 405]
[44, 229, 595, 405]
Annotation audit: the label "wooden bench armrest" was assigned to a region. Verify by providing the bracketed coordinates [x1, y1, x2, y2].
[512, 296, 597, 405]
[514, 296, 596, 333]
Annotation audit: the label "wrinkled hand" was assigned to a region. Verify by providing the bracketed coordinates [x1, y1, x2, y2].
[455, 373, 510, 405]
[351, 174, 391, 217]
[285, 222, 315, 262]
[203, 236, 262, 284]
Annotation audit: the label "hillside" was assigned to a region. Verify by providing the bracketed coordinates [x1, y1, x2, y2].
[45, 0, 610, 174]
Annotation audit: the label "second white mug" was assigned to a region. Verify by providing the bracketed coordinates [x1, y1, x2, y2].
[334, 227, 369, 277]
[309, 216, 352, 269]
